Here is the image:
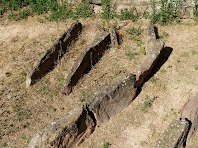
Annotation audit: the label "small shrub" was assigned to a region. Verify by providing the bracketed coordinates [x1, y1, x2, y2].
[101, 0, 115, 20]
[150, 0, 183, 23]
[118, 7, 139, 21]
[103, 142, 110, 148]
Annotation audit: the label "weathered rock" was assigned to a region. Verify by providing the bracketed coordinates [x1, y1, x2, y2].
[87, 74, 137, 125]
[28, 105, 96, 148]
[136, 24, 165, 88]
[154, 118, 190, 148]
[64, 32, 110, 95]
[181, 93, 198, 145]
[145, 23, 158, 54]
[26, 22, 82, 88]
[109, 28, 119, 48]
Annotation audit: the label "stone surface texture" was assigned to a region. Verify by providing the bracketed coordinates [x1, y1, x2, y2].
[87, 74, 137, 125]
[154, 118, 190, 148]
[136, 23, 165, 88]
[181, 93, 198, 145]
[26, 22, 82, 88]
[64, 32, 110, 95]
[28, 105, 96, 148]
[109, 28, 119, 48]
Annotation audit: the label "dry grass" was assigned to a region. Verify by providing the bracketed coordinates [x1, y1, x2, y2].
[0, 14, 198, 148]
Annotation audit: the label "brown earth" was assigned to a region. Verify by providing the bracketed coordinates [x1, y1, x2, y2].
[0, 13, 198, 148]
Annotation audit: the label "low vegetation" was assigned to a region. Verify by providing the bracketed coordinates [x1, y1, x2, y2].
[1, 0, 198, 23]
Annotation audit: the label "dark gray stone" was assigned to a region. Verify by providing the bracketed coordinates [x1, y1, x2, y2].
[64, 32, 111, 95]
[87, 74, 137, 125]
[154, 118, 190, 148]
[26, 22, 82, 88]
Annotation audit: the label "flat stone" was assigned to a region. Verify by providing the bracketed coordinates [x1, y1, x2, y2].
[64, 32, 111, 95]
[181, 93, 198, 145]
[87, 74, 137, 125]
[26, 22, 82, 88]
[154, 118, 190, 148]
[28, 105, 96, 148]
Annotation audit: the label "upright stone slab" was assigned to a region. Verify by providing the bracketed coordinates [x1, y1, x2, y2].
[181, 93, 198, 145]
[136, 24, 165, 88]
[154, 118, 190, 148]
[87, 74, 137, 125]
[109, 28, 119, 48]
[64, 32, 111, 95]
[26, 22, 82, 88]
[28, 105, 96, 148]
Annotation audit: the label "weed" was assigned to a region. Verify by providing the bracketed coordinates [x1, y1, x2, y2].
[19, 8, 32, 19]
[140, 47, 146, 55]
[52, 108, 56, 112]
[73, 0, 92, 19]
[168, 65, 172, 68]
[163, 118, 167, 121]
[118, 7, 139, 21]
[142, 95, 152, 111]
[125, 51, 138, 60]
[140, 141, 145, 146]
[192, 49, 198, 55]
[78, 98, 82, 102]
[194, 0, 198, 19]
[126, 24, 144, 47]
[150, 76, 157, 83]
[21, 135, 30, 143]
[101, 0, 115, 20]
[3, 142, 7, 147]
[58, 68, 64, 89]
[103, 142, 110, 148]
[126, 26, 141, 36]
[150, 0, 183, 24]
[143, 10, 150, 19]
[160, 69, 166, 73]
[171, 108, 177, 117]
[8, 12, 20, 20]
[159, 31, 168, 39]
[150, 0, 157, 23]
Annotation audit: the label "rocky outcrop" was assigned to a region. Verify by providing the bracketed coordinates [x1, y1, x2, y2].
[181, 93, 198, 145]
[87, 74, 137, 125]
[154, 118, 190, 148]
[64, 32, 111, 95]
[26, 22, 82, 88]
[136, 23, 165, 88]
[28, 105, 96, 148]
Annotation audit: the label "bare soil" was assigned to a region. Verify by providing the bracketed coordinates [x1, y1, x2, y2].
[0, 14, 198, 148]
